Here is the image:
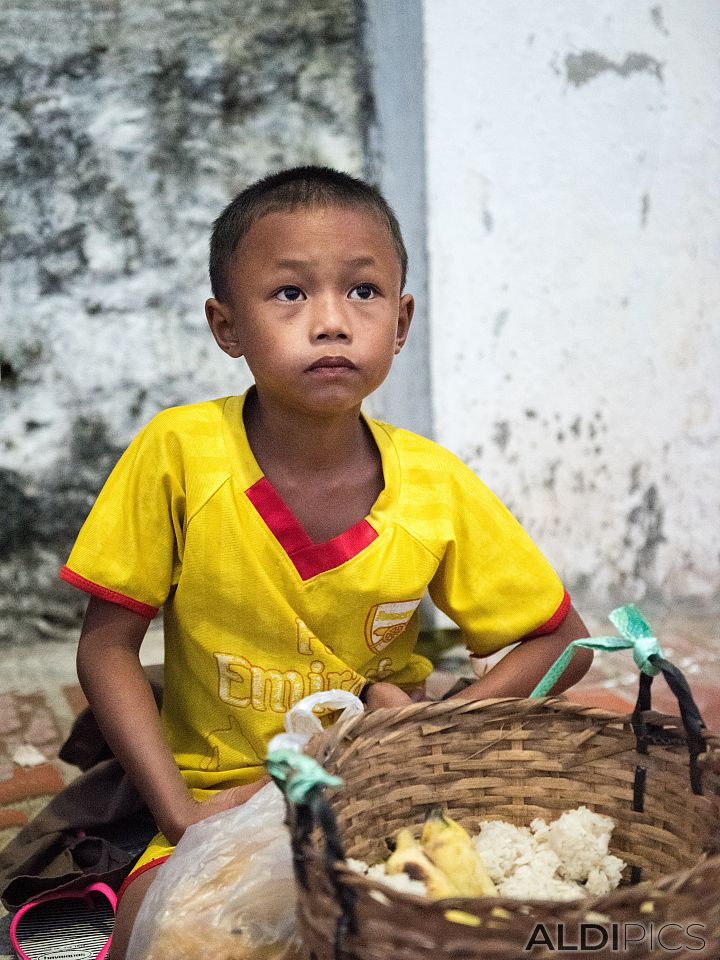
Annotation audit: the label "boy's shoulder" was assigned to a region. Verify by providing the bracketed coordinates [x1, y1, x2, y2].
[369, 418, 504, 553]
[135, 396, 233, 452]
[133, 397, 232, 479]
[371, 419, 524, 560]
[145, 397, 228, 433]
[369, 416, 502, 529]
[369, 416, 478, 484]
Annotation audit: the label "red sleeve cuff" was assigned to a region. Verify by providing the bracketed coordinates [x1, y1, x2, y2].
[520, 588, 571, 640]
[59, 566, 159, 619]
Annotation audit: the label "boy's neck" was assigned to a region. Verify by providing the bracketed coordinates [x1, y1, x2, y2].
[243, 387, 374, 478]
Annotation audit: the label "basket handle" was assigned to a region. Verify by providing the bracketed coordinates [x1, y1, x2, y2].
[632, 653, 707, 794]
[266, 749, 356, 954]
[531, 604, 707, 793]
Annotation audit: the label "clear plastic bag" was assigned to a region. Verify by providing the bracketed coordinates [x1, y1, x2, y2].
[127, 691, 363, 960]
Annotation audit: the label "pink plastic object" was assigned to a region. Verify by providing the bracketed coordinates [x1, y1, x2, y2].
[10, 881, 117, 960]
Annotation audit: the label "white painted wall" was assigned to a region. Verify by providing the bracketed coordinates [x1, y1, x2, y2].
[422, 0, 720, 608]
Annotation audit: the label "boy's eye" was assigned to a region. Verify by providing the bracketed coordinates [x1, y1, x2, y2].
[348, 284, 376, 301]
[275, 286, 305, 302]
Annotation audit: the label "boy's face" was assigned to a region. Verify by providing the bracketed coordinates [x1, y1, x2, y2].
[205, 204, 413, 418]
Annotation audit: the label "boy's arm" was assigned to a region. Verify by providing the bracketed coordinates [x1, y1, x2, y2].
[450, 604, 593, 700]
[76, 597, 265, 845]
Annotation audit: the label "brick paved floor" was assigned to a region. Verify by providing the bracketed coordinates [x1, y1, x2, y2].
[0, 625, 164, 958]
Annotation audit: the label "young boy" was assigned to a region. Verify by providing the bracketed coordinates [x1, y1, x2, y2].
[60, 166, 592, 957]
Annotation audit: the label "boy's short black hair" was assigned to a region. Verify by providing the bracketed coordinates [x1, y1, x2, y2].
[209, 165, 408, 301]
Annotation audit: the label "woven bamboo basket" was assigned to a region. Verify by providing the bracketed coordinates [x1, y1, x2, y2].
[284, 693, 720, 960]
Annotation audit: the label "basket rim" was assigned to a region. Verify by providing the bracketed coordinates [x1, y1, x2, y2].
[311, 694, 720, 761]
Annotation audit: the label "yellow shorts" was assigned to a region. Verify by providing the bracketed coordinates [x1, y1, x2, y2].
[117, 831, 175, 901]
[117, 785, 225, 901]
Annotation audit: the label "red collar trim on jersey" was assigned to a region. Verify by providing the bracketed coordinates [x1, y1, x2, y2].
[245, 476, 378, 580]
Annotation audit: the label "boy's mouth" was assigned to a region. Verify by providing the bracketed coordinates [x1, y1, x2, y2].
[306, 356, 357, 371]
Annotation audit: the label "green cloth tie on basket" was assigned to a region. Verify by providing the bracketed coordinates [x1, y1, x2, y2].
[530, 603, 663, 698]
[265, 748, 343, 803]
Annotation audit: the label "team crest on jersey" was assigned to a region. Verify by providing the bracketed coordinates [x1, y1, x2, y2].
[364, 598, 422, 653]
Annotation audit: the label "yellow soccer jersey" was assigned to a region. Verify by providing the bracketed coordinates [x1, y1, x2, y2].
[61, 390, 569, 794]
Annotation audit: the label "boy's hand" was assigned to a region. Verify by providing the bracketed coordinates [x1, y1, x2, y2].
[167, 776, 271, 844]
[362, 681, 413, 711]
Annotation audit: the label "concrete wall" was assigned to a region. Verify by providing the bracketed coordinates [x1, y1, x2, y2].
[422, 0, 720, 610]
[0, 0, 371, 641]
[361, 0, 432, 437]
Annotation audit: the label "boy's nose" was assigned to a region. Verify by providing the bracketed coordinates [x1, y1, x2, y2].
[310, 299, 352, 341]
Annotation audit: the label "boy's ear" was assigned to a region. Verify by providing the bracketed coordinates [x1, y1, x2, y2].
[205, 299, 243, 358]
[394, 293, 414, 354]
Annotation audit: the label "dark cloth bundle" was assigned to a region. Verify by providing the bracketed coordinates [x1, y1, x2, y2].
[0, 676, 161, 911]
